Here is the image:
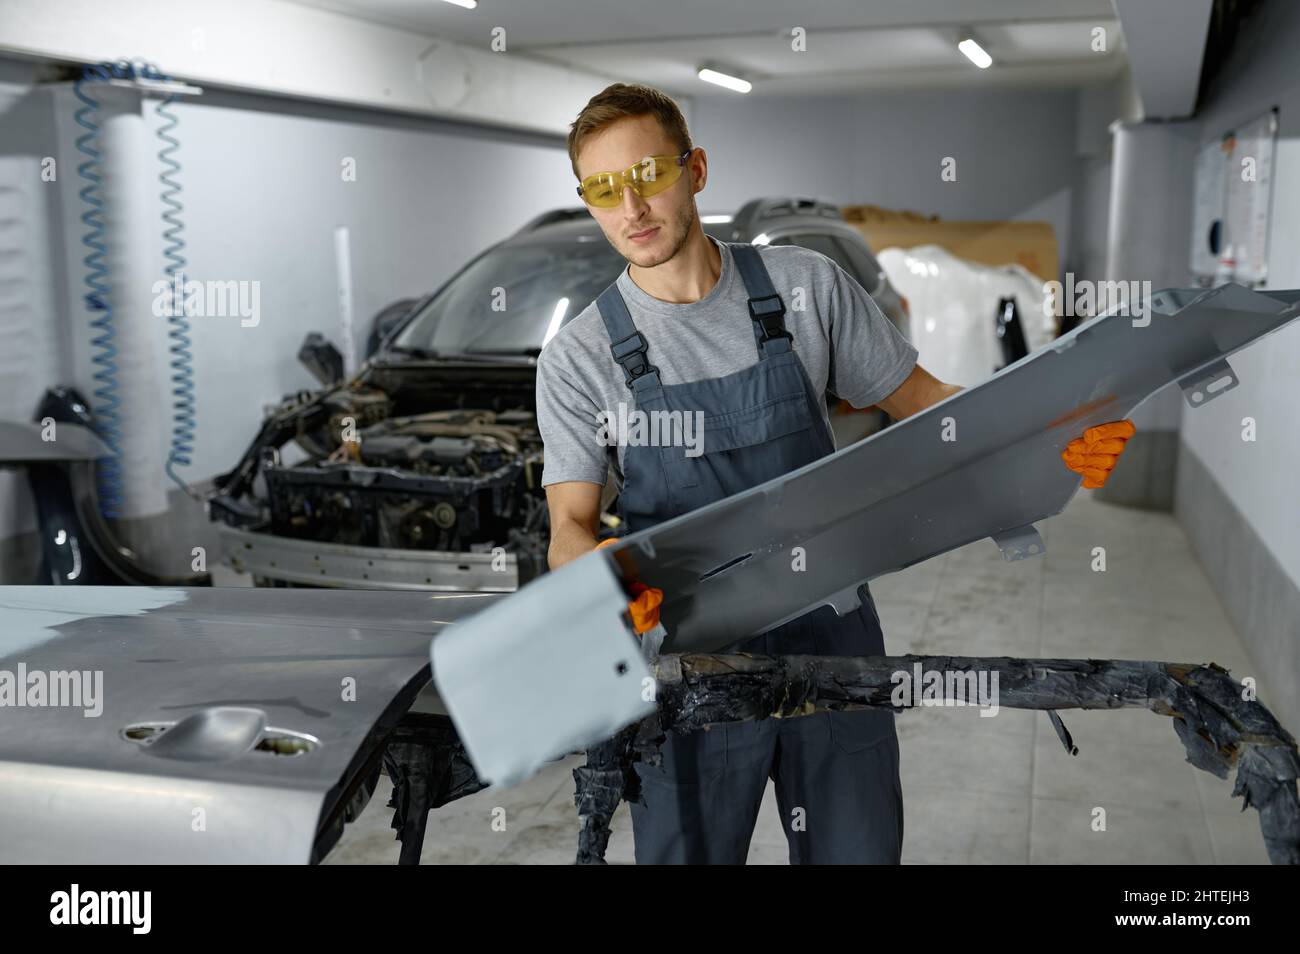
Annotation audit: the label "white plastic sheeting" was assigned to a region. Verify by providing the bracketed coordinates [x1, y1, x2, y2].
[878, 245, 1055, 387]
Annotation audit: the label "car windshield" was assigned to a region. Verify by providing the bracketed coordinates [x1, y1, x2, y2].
[392, 239, 627, 355]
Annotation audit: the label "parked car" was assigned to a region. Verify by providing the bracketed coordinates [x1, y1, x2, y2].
[209, 198, 910, 591]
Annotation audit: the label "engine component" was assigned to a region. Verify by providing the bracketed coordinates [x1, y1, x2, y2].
[262, 408, 547, 577]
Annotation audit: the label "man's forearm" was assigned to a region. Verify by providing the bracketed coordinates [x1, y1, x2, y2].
[548, 518, 599, 570]
[878, 367, 963, 421]
[925, 381, 964, 410]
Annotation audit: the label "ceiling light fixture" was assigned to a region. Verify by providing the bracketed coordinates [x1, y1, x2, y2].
[698, 67, 752, 93]
[958, 34, 993, 69]
[440, 0, 477, 9]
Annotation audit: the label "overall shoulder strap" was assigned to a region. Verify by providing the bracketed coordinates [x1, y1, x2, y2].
[595, 279, 660, 391]
[730, 243, 792, 357]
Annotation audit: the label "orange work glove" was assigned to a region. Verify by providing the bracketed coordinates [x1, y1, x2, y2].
[1061, 419, 1136, 489]
[595, 538, 663, 635]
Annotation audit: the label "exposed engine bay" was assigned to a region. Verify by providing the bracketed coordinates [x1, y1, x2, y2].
[274, 402, 544, 548]
[209, 354, 552, 586]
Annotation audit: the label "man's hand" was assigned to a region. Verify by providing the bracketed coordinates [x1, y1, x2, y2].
[595, 538, 663, 635]
[545, 485, 662, 634]
[1062, 419, 1136, 488]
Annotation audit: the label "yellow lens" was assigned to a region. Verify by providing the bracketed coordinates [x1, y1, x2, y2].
[581, 172, 622, 208]
[634, 155, 683, 199]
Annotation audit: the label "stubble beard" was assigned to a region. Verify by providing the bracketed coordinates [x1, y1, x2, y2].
[621, 200, 697, 269]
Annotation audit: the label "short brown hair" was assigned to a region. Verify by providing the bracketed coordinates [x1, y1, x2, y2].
[567, 83, 692, 179]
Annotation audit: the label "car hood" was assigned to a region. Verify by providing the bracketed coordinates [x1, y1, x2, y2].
[0, 585, 501, 863]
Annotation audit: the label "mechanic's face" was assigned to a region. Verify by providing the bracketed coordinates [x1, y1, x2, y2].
[576, 114, 704, 269]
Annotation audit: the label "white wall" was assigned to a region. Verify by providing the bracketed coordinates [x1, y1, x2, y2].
[691, 86, 1080, 271]
[1180, 0, 1300, 588]
[0, 56, 582, 514]
[0, 58, 66, 539]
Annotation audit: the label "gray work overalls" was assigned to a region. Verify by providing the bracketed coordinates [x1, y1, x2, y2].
[595, 241, 904, 864]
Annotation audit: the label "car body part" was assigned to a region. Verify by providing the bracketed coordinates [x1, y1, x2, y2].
[210, 202, 907, 590]
[4, 388, 210, 586]
[382, 712, 485, 864]
[431, 283, 1300, 785]
[995, 295, 1029, 368]
[298, 331, 345, 386]
[878, 245, 1052, 386]
[220, 526, 520, 591]
[0, 584, 500, 863]
[568, 653, 1298, 865]
[365, 297, 420, 359]
[431, 551, 656, 786]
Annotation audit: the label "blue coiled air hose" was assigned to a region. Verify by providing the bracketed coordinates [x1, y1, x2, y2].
[73, 61, 124, 518]
[148, 63, 198, 495]
[73, 59, 197, 515]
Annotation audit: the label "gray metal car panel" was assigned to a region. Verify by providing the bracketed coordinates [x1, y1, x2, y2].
[430, 549, 655, 786]
[220, 526, 520, 592]
[431, 283, 1300, 783]
[0, 585, 500, 863]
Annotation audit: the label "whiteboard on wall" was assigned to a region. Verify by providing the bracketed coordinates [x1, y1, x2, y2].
[1190, 108, 1278, 285]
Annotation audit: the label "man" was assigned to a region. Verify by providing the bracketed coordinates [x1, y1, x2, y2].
[536, 83, 1132, 864]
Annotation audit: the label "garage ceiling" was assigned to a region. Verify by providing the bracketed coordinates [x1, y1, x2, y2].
[289, 0, 1129, 95]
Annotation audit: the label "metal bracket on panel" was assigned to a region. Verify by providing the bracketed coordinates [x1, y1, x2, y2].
[825, 581, 867, 616]
[990, 524, 1045, 562]
[1179, 359, 1238, 408]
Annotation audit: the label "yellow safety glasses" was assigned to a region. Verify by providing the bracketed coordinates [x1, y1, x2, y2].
[576, 150, 692, 208]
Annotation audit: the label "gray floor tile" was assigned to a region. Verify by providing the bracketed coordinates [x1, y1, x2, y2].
[898, 713, 1034, 798]
[1029, 797, 1215, 864]
[1202, 810, 1271, 864]
[901, 786, 1031, 864]
[1031, 721, 1205, 814]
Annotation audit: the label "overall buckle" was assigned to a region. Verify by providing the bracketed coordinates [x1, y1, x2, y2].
[748, 294, 792, 342]
[610, 331, 657, 387]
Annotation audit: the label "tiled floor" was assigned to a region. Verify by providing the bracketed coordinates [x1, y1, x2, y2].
[326, 493, 1275, 864]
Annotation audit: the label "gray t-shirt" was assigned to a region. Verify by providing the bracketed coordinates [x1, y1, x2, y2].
[536, 236, 918, 488]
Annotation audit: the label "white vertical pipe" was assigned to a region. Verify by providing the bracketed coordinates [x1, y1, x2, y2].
[333, 224, 355, 375]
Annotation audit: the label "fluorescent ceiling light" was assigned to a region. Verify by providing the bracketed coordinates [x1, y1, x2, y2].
[440, 0, 477, 8]
[698, 68, 751, 93]
[700, 214, 733, 224]
[958, 37, 993, 69]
